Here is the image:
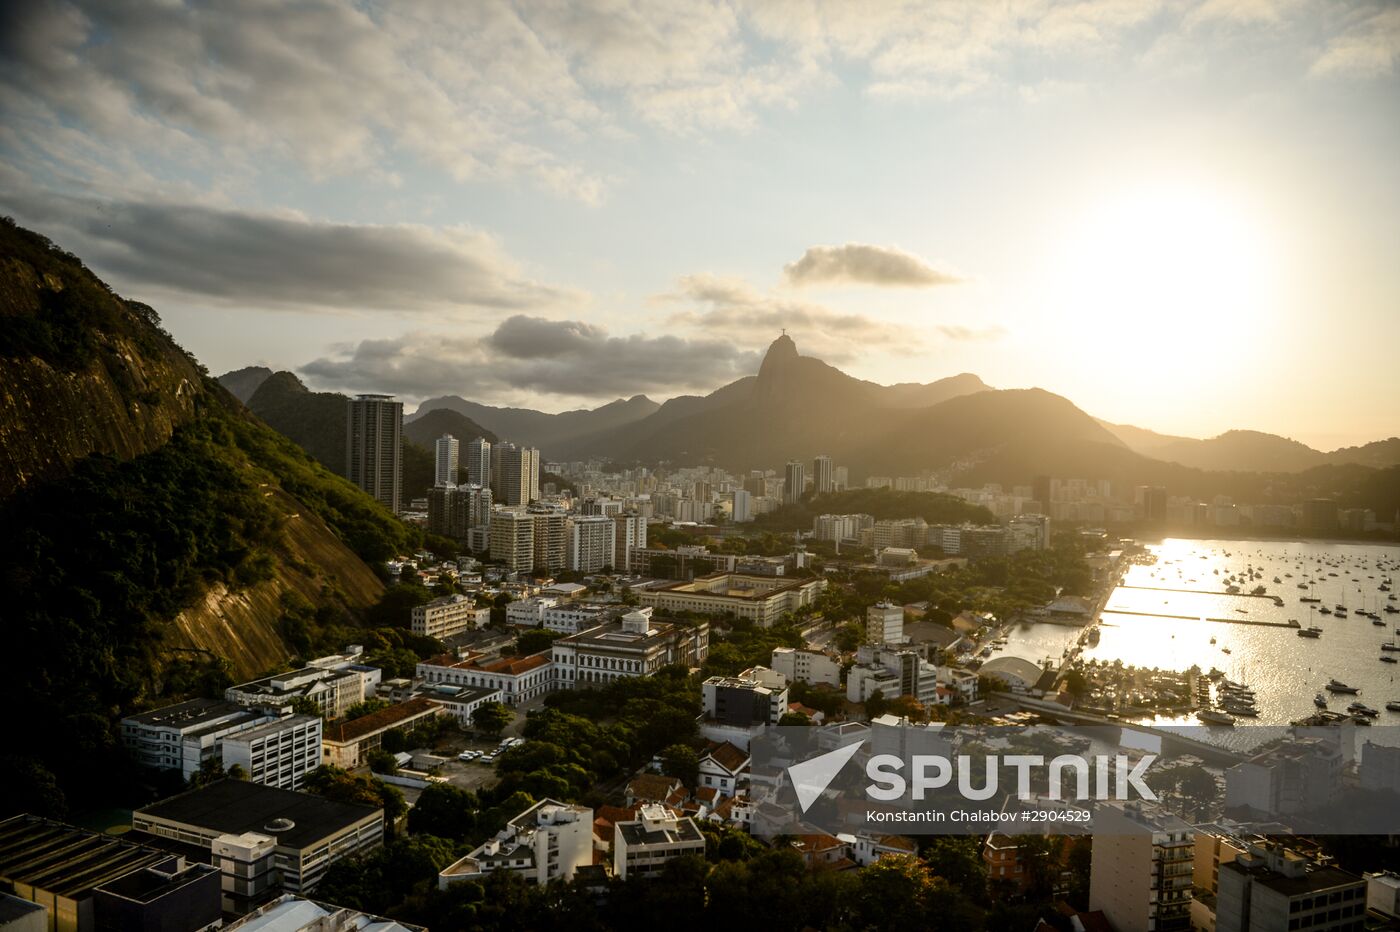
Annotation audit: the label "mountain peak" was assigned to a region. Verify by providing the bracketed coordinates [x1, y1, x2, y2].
[758, 333, 800, 379]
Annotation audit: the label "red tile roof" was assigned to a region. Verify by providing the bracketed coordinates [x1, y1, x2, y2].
[323, 697, 440, 743]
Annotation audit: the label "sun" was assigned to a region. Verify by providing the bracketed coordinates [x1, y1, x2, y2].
[1055, 184, 1275, 352]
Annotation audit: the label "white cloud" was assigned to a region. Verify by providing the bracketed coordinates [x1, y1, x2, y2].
[783, 243, 963, 288]
[1310, 7, 1400, 78]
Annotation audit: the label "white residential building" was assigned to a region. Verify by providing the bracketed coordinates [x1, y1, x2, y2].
[434, 434, 459, 487]
[612, 804, 706, 880]
[846, 645, 939, 706]
[465, 437, 491, 488]
[770, 646, 841, 687]
[411, 594, 490, 639]
[567, 515, 617, 573]
[439, 799, 593, 888]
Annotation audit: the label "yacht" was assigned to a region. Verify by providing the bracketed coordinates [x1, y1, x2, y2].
[1380, 656, 1396, 664]
[1326, 679, 1361, 694]
[1314, 693, 1328, 708]
[1352, 715, 1373, 726]
[1197, 709, 1235, 726]
[1296, 626, 1322, 638]
[1386, 701, 1400, 712]
[1348, 702, 1379, 717]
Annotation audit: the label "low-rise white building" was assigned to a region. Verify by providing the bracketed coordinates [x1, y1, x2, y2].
[639, 573, 827, 627]
[439, 799, 593, 888]
[416, 652, 554, 706]
[770, 647, 841, 688]
[612, 804, 706, 880]
[542, 602, 611, 634]
[551, 610, 709, 689]
[226, 666, 366, 720]
[505, 596, 557, 627]
[120, 699, 321, 788]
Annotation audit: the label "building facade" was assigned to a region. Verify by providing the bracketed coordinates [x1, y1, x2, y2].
[346, 395, 402, 514]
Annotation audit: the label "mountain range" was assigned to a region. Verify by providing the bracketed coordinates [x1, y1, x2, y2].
[310, 334, 1396, 480]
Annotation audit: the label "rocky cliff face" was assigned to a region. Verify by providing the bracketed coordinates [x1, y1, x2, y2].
[0, 250, 205, 497]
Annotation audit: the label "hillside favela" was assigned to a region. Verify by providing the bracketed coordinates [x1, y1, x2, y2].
[2, 3, 1399, 932]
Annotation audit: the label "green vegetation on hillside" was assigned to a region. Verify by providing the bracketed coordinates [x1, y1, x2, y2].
[0, 394, 417, 817]
[0, 217, 174, 368]
[755, 488, 996, 531]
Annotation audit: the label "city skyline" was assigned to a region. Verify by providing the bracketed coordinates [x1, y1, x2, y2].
[3, 0, 1399, 448]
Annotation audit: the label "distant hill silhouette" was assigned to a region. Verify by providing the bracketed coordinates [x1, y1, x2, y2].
[217, 365, 273, 403]
[406, 393, 659, 452]
[245, 371, 349, 471]
[402, 408, 497, 450]
[1104, 422, 1400, 473]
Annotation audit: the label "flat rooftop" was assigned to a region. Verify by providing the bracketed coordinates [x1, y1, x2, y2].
[122, 697, 250, 729]
[136, 780, 381, 851]
[0, 815, 171, 899]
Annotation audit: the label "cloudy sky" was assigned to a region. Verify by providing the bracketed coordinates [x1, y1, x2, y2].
[2, 0, 1398, 447]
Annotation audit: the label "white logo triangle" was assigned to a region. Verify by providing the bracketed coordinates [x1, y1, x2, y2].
[787, 740, 864, 812]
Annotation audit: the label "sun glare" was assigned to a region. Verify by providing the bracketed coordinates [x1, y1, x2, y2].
[1057, 185, 1275, 354]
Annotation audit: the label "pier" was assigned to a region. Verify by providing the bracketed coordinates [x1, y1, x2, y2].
[1103, 609, 1300, 629]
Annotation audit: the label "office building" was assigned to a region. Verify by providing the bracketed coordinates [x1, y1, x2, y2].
[489, 508, 535, 575]
[433, 434, 459, 487]
[465, 437, 491, 488]
[866, 601, 904, 645]
[346, 395, 402, 513]
[1217, 844, 1365, 932]
[1090, 803, 1194, 932]
[132, 781, 383, 896]
[614, 512, 647, 572]
[845, 645, 940, 706]
[0, 815, 221, 932]
[218, 715, 322, 791]
[411, 594, 490, 639]
[639, 573, 827, 627]
[613, 805, 706, 880]
[812, 455, 834, 494]
[438, 800, 592, 888]
[567, 515, 616, 573]
[784, 461, 805, 504]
